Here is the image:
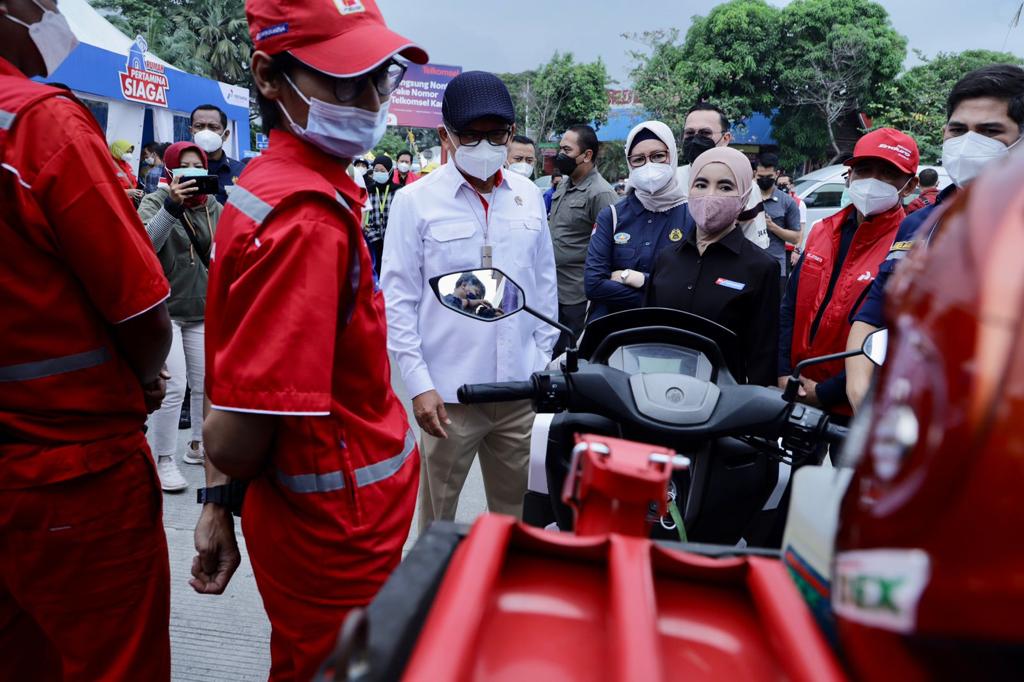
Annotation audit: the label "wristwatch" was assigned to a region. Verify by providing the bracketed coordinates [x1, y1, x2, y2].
[197, 480, 249, 516]
[619, 269, 631, 283]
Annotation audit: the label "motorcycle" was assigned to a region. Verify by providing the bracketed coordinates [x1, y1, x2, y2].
[314, 268, 888, 681]
[432, 267, 878, 548]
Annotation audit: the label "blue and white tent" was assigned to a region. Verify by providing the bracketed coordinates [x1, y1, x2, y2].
[41, 0, 250, 167]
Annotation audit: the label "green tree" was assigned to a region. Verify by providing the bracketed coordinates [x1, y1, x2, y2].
[868, 50, 1024, 162]
[774, 0, 906, 163]
[499, 53, 610, 143]
[627, 0, 783, 138]
[371, 131, 407, 160]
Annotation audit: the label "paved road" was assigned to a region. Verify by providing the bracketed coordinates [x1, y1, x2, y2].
[160, 360, 488, 681]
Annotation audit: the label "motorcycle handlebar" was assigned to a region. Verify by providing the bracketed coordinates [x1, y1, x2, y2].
[824, 422, 849, 445]
[457, 381, 535, 404]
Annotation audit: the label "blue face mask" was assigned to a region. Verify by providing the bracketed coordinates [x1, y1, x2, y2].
[279, 73, 389, 159]
[171, 167, 208, 178]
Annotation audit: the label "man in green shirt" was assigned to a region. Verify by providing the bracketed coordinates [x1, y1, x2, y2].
[548, 124, 618, 353]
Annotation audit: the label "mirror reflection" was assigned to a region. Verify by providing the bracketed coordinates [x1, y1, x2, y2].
[862, 328, 889, 367]
[436, 269, 525, 321]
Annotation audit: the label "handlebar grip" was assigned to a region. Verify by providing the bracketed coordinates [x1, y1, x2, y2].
[457, 381, 535, 404]
[824, 422, 849, 445]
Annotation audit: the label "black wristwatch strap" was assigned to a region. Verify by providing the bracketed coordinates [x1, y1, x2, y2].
[196, 480, 249, 516]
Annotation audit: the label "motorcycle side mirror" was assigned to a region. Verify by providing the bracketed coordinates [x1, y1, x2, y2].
[428, 268, 580, 372]
[782, 343, 877, 403]
[862, 328, 888, 367]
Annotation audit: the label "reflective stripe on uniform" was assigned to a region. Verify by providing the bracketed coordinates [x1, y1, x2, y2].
[226, 185, 273, 225]
[276, 469, 346, 494]
[276, 428, 416, 494]
[0, 347, 110, 382]
[0, 109, 14, 130]
[354, 429, 416, 487]
[885, 250, 908, 262]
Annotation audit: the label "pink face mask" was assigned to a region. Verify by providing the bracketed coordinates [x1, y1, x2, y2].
[689, 195, 746, 235]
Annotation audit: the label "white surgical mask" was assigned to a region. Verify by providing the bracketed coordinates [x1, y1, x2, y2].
[193, 129, 225, 154]
[121, 153, 133, 163]
[397, 161, 411, 173]
[280, 73, 389, 159]
[5, 0, 79, 77]
[508, 161, 534, 178]
[942, 131, 1020, 187]
[372, 171, 389, 185]
[171, 167, 208, 178]
[448, 128, 507, 181]
[847, 177, 904, 217]
[353, 171, 366, 189]
[628, 162, 674, 194]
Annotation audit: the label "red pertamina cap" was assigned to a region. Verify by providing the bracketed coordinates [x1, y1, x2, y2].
[246, 0, 428, 77]
[845, 127, 920, 175]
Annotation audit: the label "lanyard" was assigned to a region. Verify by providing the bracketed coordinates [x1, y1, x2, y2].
[462, 184, 494, 268]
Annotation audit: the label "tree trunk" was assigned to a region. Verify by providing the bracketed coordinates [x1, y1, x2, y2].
[826, 118, 843, 164]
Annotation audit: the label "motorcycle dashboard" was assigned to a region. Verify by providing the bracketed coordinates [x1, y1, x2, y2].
[606, 343, 714, 381]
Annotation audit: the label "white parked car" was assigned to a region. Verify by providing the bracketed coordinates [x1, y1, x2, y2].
[793, 164, 952, 231]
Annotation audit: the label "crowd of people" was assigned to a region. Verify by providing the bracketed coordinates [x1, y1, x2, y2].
[3, 0, 1024, 679]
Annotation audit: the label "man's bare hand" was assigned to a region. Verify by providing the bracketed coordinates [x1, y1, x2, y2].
[190, 504, 241, 595]
[413, 390, 450, 439]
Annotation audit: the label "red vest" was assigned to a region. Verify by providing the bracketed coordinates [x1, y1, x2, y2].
[0, 74, 156, 486]
[791, 204, 903, 401]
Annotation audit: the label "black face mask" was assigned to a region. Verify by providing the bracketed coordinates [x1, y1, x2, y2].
[554, 151, 581, 176]
[681, 134, 717, 165]
[756, 176, 777, 191]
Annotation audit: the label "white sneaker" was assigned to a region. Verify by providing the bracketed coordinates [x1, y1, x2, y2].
[157, 455, 188, 492]
[183, 441, 205, 465]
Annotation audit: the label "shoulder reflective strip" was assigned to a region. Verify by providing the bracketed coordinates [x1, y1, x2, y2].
[885, 250, 908, 261]
[0, 347, 109, 382]
[1, 163, 31, 189]
[0, 109, 14, 130]
[276, 469, 346, 493]
[226, 185, 272, 225]
[354, 429, 416, 488]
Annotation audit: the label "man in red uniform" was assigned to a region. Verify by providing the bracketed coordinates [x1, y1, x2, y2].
[191, 2, 427, 679]
[778, 128, 919, 419]
[0, 0, 174, 679]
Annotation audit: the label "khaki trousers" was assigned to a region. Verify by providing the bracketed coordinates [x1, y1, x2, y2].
[418, 399, 534, 531]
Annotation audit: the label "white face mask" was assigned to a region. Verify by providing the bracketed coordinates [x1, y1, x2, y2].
[447, 128, 507, 181]
[508, 161, 534, 178]
[397, 161, 411, 173]
[628, 162, 674, 194]
[171, 167, 208, 178]
[847, 177, 906, 217]
[5, 0, 79, 77]
[121, 153, 134, 163]
[193, 129, 225, 154]
[353, 171, 366, 189]
[280, 73, 389, 159]
[941, 131, 1020, 187]
[372, 171, 389, 185]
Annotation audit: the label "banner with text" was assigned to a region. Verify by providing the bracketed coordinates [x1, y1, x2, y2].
[387, 63, 462, 128]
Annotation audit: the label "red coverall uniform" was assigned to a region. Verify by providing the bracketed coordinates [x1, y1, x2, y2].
[0, 57, 172, 680]
[205, 129, 418, 681]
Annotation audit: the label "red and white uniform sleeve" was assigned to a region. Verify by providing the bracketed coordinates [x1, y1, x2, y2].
[16, 97, 169, 323]
[207, 197, 349, 415]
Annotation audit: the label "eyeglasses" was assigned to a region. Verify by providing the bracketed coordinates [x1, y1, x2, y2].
[332, 59, 408, 103]
[682, 128, 721, 139]
[627, 150, 670, 168]
[454, 128, 513, 147]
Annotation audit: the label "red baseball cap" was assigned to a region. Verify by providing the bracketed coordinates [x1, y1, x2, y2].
[246, 0, 428, 78]
[844, 127, 920, 175]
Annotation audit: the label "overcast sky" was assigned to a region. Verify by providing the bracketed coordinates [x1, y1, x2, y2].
[383, 0, 1021, 84]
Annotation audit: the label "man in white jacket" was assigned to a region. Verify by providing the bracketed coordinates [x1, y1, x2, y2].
[382, 71, 559, 529]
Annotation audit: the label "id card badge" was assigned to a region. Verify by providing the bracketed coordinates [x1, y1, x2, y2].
[480, 244, 493, 268]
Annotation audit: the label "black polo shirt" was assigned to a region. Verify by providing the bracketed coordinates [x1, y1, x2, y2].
[645, 226, 781, 385]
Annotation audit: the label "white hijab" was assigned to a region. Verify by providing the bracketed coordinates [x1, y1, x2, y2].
[624, 120, 689, 213]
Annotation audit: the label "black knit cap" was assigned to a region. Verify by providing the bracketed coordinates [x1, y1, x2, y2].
[373, 155, 393, 171]
[441, 71, 515, 132]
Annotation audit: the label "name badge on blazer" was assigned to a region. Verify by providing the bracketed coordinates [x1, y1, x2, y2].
[715, 277, 746, 291]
